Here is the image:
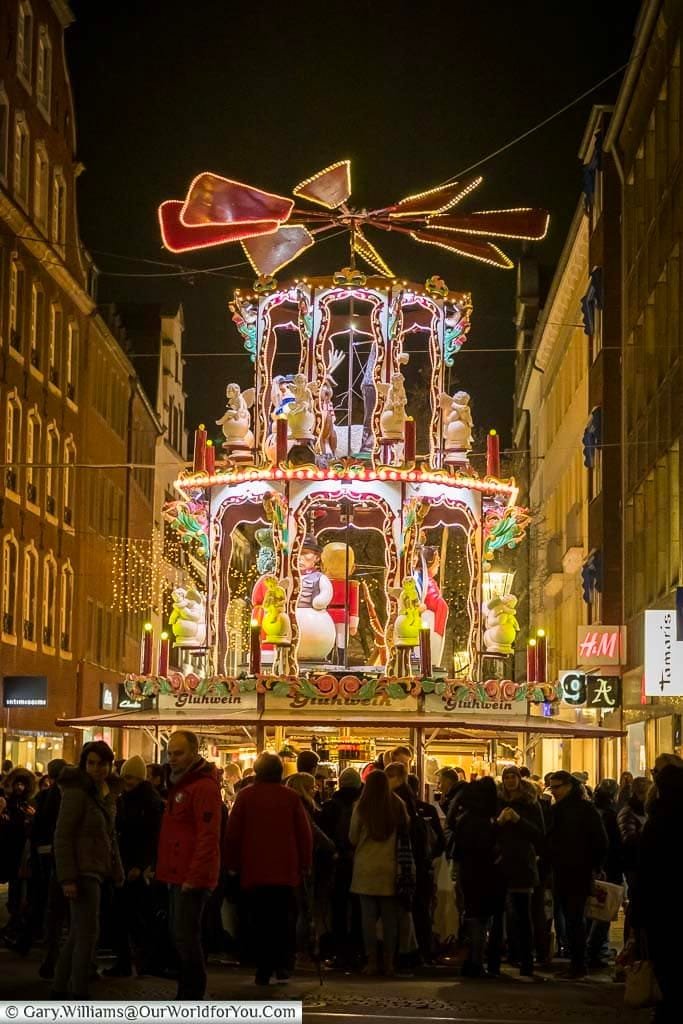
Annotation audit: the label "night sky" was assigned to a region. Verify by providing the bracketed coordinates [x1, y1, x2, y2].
[66, 0, 640, 447]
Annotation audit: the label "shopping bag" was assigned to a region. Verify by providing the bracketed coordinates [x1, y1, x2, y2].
[624, 960, 661, 1008]
[584, 880, 624, 922]
[433, 854, 459, 944]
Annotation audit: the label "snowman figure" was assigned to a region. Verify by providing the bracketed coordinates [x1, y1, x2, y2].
[482, 594, 520, 655]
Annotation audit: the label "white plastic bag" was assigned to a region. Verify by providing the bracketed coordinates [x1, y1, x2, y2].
[585, 880, 624, 922]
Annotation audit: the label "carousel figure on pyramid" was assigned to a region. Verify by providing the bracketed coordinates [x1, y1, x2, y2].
[296, 534, 336, 662]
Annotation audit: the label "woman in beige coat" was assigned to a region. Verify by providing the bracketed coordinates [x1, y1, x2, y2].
[349, 770, 408, 975]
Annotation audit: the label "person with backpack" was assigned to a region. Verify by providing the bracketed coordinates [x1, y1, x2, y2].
[319, 768, 363, 969]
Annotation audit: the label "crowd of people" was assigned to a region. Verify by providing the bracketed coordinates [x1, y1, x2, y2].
[0, 742, 681, 1022]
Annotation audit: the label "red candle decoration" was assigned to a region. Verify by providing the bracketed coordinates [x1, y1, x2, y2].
[536, 629, 547, 683]
[526, 637, 537, 683]
[158, 631, 170, 676]
[141, 623, 154, 675]
[275, 415, 288, 465]
[193, 424, 207, 473]
[249, 619, 261, 676]
[419, 626, 432, 678]
[205, 440, 216, 475]
[486, 429, 500, 478]
[404, 417, 416, 465]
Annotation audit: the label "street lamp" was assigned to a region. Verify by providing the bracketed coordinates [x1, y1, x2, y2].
[482, 569, 515, 605]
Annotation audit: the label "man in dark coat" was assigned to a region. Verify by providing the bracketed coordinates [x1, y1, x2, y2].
[13, 759, 68, 965]
[0, 768, 37, 936]
[631, 764, 683, 1024]
[104, 756, 164, 977]
[490, 766, 544, 976]
[450, 779, 504, 977]
[319, 767, 362, 968]
[224, 753, 312, 986]
[547, 771, 607, 978]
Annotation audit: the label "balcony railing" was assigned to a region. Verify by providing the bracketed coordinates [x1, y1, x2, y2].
[43, 625, 53, 646]
[23, 620, 34, 642]
[5, 469, 18, 492]
[60, 631, 70, 652]
[26, 482, 37, 504]
[3, 612, 14, 635]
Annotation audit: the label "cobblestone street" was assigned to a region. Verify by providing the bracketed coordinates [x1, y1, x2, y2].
[0, 947, 651, 1024]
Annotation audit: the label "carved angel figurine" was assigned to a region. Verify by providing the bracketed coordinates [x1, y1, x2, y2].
[216, 383, 255, 448]
[318, 348, 345, 457]
[378, 372, 407, 439]
[440, 390, 473, 451]
[287, 373, 317, 439]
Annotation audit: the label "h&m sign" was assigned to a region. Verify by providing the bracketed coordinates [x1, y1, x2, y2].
[558, 671, 621, 709]
[577, 626, 626, 667]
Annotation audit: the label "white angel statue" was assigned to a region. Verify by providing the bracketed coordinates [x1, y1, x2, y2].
[440, 389, 473, 451]
[216, 383, 255, 449]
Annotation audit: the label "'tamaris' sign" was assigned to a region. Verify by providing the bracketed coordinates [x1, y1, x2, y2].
[644, 611, 683, 696]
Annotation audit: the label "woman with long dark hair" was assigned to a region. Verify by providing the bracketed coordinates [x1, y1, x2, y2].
[349, 770, 409, 975]
[52, 741, 123, 998]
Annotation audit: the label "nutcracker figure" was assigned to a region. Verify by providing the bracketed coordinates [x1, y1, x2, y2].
[321, 542, 360, 665]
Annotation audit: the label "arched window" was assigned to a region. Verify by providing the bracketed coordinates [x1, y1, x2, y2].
[33, 142, 49, 230]
[45, 422, 59, 517]
[5, 390, 21, 494]
[13, 112, 30, 205]
[26, 407, 41, 506]
[0, 84, 9, 184]
[1, 532, 19, 638]
[65, 320, 79, 402]
[60, 561, 74, 653]
[42, 553, 57, 649]
[52, 168, 67, 253]
[36, 26, 52, 118]
[48, 302, 62, 387]
[63, 436, 75, 526]
[29, 281, 45, 371]
[23, 544, 38, 643]
[17, 3, 34, 84]
[9, 260, 26, 353]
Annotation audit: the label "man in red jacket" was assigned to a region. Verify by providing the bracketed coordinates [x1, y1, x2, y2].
[224, 752, 312, 986]
[156, 731, 222, 999]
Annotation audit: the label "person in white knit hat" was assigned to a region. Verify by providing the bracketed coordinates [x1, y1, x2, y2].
[104, 755, 164, 978]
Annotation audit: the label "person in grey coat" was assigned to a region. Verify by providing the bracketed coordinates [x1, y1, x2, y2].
[52, 742, 124, 998]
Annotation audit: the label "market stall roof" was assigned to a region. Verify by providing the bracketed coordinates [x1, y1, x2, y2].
[56, 708, 623, 739]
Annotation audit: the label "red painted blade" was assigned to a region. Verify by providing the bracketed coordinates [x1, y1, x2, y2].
[388, 176, 483, 218]
[292, 161, 351, 209]
[242, 225, 315, 276]
[427, 208, 549, 240]
[159, 201, 279, 253]
[179, 173, 293, 227]
[410, 228, 514, 269]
